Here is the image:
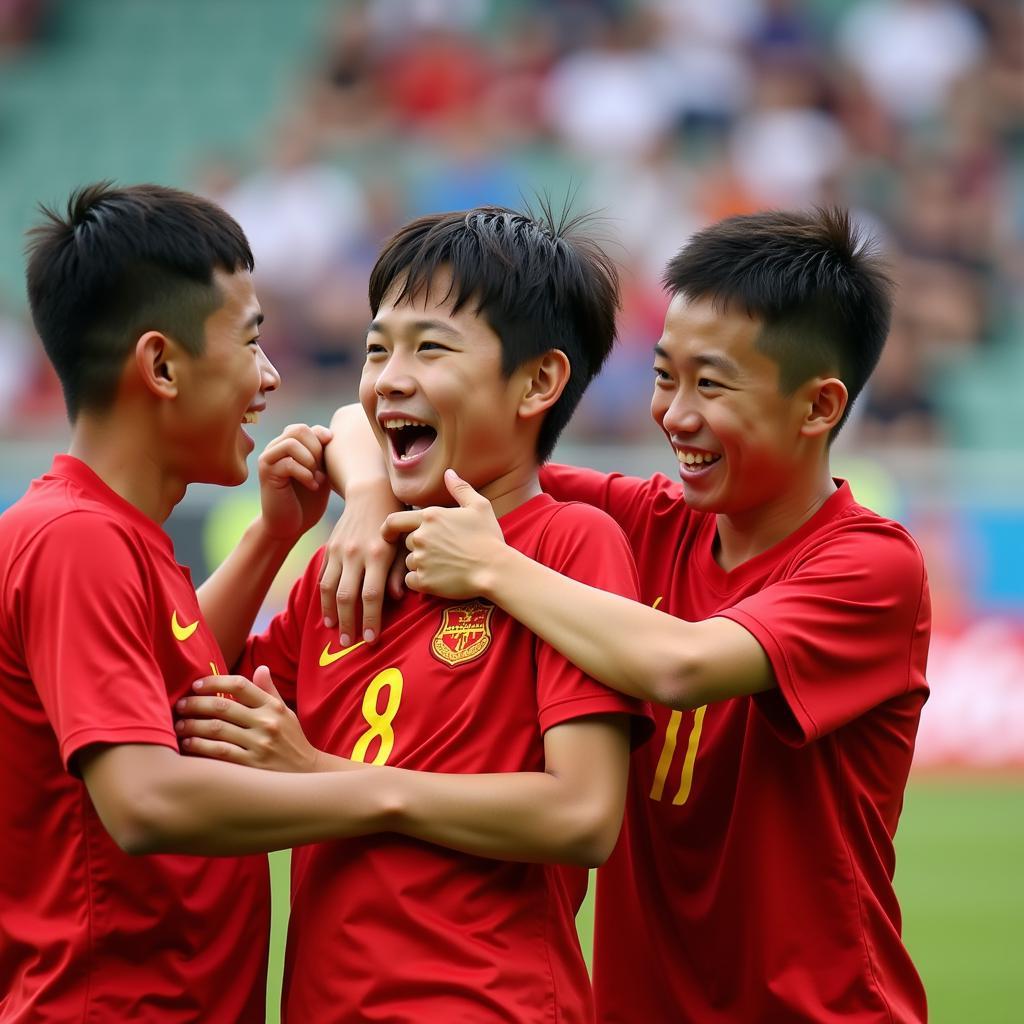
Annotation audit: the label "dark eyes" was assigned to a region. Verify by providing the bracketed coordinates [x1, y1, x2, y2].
[365, 341, 449, 355]
[653, 368, 722, 390]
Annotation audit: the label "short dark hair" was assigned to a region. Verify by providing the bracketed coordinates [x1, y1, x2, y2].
[25, 181, 254, 420]
[368, 205, 619, 461]
[663, 207, 893, 438]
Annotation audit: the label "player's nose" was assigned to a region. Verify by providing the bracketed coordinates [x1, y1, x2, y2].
[257, 346, 281, 393]
[374, 354, 416, 398]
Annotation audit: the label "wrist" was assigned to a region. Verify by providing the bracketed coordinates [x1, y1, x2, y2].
[247, 515, 299, 555]
[345, 476, 400, 508]
[477, 542, 520, 603]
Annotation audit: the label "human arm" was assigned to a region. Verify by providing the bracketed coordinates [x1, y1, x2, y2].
[176, 669, 632, 867]
[77, 740, 390, 857]
[381, 714, 631, 866]
[385, 471, 774, 710]
[198, 423, 333, 664]
[319, 402, 406, 643]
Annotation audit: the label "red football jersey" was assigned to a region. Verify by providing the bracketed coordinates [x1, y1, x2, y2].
[0, 456, 269, 1023]
[239, 493, 650, 1023]
[541, 465, 930, 1024]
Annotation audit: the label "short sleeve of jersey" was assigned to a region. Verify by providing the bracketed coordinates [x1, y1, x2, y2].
[719, 521, 930, 745]
[540, 463, 683, 549]
[529, 502, 652, 738]
[14, 513, 178, 769]
[235, 549, 325, 706]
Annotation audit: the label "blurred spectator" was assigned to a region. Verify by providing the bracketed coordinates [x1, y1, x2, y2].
[151, 0, 1019, 449]
[729, 62, 846, 205]
[857, 315, 942, 444]
[837, 0, 984, 123]
[218, 119, 367, 302]
[542, 12, 678, 157]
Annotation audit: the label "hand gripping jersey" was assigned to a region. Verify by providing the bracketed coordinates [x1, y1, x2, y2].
[239, 493, 650, 1023]
[0, 456, 269, 1023]
[541, 465, 930, 1024]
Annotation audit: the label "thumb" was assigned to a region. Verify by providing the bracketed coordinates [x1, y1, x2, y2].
[252, 664, 283, 701]
[444, 468, 486, 509]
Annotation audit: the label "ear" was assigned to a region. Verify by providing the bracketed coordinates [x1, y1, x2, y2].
[134, 330, 180, 401]
[799, 376, 848, 438]
[517, 349, 571, 422]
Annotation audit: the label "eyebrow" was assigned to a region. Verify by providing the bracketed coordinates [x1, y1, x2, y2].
[653, 344, 741, 376]
[367, 318, 463, 340]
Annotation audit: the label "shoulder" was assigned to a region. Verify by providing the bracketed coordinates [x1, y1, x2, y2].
[792, 503, 928, 606]
[8, 506, 145, 574]
[823, 503, 925, 570]
[546, 499, 625, 533]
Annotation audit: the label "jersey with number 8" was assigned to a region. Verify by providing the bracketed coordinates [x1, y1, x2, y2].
[238, 493, 650, 1023]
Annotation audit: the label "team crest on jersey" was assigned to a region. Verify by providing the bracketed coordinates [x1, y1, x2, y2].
[431, 600, 494, 667]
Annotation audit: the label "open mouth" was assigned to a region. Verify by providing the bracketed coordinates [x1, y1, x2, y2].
[676, 449, 721, 472]
[242, 411, 260, 425]
[384, 417, 438, 463]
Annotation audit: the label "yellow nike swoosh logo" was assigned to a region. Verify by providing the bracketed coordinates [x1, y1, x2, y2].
[171, 610, 199, 642]
[319, 640, 365, 667]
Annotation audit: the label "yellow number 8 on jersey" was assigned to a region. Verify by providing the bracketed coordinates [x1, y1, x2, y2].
[351, 668, 404, 766]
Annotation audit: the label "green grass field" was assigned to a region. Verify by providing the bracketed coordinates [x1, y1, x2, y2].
[265, 776, 1024, 1023]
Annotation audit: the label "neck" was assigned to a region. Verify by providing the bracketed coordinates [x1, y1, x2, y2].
[714, 460, 837, 572]
[477, 460, 543, 519]
[68, 410, 185, 524]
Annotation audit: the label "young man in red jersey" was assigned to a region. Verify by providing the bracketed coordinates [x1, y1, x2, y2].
[320, 209, 931, 1023]
[175, 207, 650, 1022]
[0, 181, 356, 1022]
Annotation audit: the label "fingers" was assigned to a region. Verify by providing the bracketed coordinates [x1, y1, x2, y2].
[387, 541, 408, 599]
[176, 715, 251, 754]
[360, 553, 389, 645]
[334, 552, 363, 646]
[251, 665, 282, 701]
[260, 425, 333, 488]
[444, 468, 488, 509]
[318, 545, 343, 628]
[382, 510, 423, 543]
[261, 435, 326, 491]
[184, 674, 268, 709]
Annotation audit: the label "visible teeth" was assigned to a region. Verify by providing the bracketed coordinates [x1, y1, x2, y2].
[242, 412, 260, 425]
[384, 418, 424, 430]
[677, 450, 717, 466]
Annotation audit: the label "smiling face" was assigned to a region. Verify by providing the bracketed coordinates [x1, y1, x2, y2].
[650, 293, 817, 517]
[173, 268, 279, 486]
[359, 276, 535, 508]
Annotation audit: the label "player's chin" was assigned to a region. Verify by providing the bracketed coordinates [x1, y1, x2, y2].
[389, 472, 447, 510]
[212, 453, 251, 488]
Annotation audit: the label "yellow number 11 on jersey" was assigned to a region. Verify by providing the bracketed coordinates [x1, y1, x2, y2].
[647, 596, 707, 805]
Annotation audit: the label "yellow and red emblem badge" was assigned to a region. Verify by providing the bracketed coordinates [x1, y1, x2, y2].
[431, 600, 494, 667]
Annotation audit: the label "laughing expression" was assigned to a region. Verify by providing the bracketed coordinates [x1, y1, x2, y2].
[174, 268, 279, 486]
[650, 293, 811, 516]
[359, 276, 530, 509]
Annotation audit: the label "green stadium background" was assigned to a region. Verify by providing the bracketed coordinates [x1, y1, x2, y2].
[1, 2, 1021, 1021]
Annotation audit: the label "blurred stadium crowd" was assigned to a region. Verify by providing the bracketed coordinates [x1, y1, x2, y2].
[0, 0, 1021, 450]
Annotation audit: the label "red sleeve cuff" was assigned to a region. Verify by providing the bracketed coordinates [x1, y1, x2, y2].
[61, 725, 179, 773]
[715, 608, 818, 747]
